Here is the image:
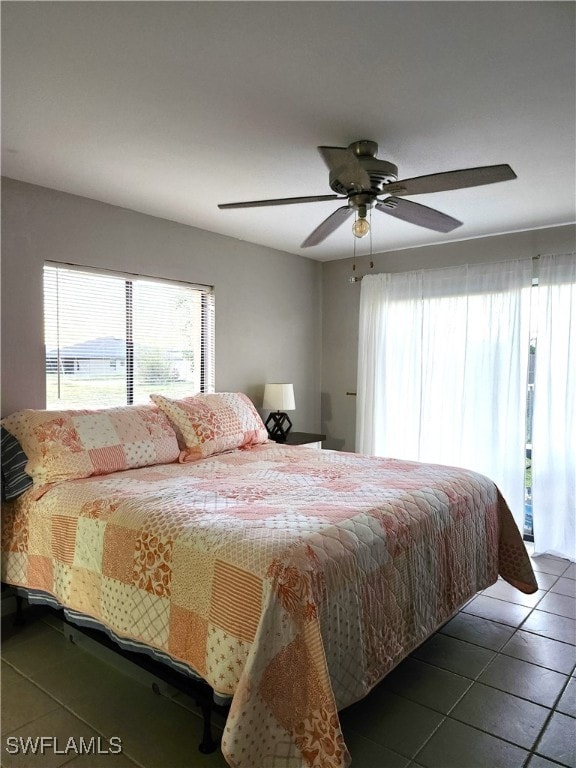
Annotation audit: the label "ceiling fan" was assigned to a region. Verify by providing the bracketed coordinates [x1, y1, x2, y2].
[218, 140, 517, 247]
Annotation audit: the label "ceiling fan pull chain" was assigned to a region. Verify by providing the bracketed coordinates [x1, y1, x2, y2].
[350, 231, 360, 283]
[369, 209, 374, 269]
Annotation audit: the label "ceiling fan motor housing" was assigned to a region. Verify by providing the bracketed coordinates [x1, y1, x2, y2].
[329, 140, 399, 196]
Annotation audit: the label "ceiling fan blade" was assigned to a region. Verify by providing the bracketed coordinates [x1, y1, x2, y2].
[301, 206, 353, 247]
[218, 194, 342, 209]
[376, 197, 462, 233]
[318, 146, 372, 190]
[385, 164, 517, 197]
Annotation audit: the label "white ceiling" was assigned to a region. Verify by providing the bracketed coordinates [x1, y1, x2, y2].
[2, 1, 575, 262]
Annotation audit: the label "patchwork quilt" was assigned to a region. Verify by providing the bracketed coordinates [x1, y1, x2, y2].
[1, 444, 537, 768]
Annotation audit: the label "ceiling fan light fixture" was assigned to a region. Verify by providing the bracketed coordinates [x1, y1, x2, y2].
[352, 214, 370, 239]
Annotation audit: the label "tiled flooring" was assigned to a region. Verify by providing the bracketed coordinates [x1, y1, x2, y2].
[1, 552, 575, 768]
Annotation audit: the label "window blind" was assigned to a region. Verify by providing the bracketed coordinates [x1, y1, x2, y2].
[44, 263, 215, 409]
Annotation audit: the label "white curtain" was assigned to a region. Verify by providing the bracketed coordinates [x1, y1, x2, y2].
[532, 253, 576, 561]
[357, 259, 532, 531]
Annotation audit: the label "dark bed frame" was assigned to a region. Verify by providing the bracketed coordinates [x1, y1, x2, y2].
[12, 593, 229, 755]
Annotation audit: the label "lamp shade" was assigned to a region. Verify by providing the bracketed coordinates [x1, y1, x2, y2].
[263, 383, 295, 411]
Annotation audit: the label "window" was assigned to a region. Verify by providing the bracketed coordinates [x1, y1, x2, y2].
[44, 263, 214, 409]
[356, 253, 576, 559]
[356, 260, 532, 536]
[524, 338, 535, 540]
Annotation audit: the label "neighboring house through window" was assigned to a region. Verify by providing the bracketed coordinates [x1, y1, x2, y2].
[44, 263, 215, 409]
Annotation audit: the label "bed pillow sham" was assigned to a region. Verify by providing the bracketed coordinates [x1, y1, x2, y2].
[150, 391, 268, 461]
[1, 426, 34, 501]
[1, 404, 180, 487]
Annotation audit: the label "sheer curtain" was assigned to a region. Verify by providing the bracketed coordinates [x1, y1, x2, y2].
[532, 253, 576, 561]
[357, 259, 532, 531]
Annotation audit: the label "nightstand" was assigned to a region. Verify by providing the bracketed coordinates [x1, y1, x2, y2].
[271, 432, 326, 449]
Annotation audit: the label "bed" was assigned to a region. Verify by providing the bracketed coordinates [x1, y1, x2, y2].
[1, 393, 537, 768]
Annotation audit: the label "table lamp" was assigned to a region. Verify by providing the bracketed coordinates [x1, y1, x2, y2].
[263, 383, 295, 441]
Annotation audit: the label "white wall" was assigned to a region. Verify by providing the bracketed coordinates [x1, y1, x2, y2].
[1, 178, 323, 431]
[321, 225, 576, 451]
[5, 177, 573, 450]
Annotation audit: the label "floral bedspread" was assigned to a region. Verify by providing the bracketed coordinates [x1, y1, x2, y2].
[1, 444, 537, 767]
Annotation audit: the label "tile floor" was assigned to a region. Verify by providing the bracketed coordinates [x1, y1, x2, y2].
[1, 552, 575, 768]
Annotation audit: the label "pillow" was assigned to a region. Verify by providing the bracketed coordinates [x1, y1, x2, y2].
[1, 404, 180, 487]
[1, 426, 34, 501]
[150, 392, 268, 461]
